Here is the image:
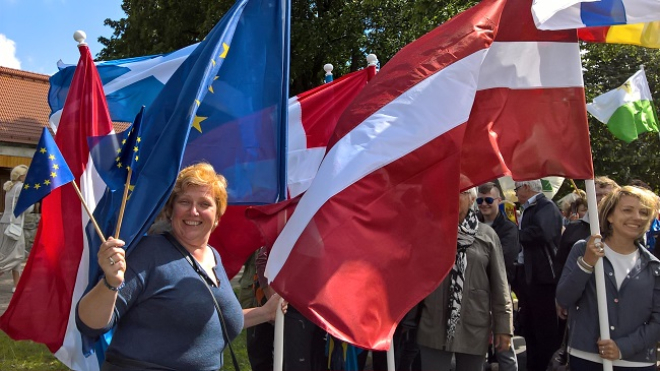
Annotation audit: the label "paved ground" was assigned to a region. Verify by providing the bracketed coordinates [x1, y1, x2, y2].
[0, 261, 22, 316]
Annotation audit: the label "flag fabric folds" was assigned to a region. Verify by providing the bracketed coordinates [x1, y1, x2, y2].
[49, 44, 196, 124]
[212, 67, 375, 279]
[587, 68, 659, 142]
[88, 0, 251, 276]
[0, 44, 115, 371]
[88, 106, 145, 191]
[532, 0, 660, 30]
[264, 0, 506, 350]
[262, 0, 593, 350]
[180, 0, 290, 204]
[578, 21, 660, 48]
[459, 0, 593, 189]
[13, 128, 75, 217]
[48, 0, 291, 205]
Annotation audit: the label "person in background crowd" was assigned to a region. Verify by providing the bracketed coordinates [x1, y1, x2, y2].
[76, 163, 283, 370]
[417, 187, 513, 371]
[242, 251, 275, 371]
[257, 245, 327, 371]
[557, 186, 660, 370]
[627, 180, 660, 256]
[514, 180, 563, 371]
[477, 182, 520, 371]
[558, 191, 585, 227]
[0, 165, 31, 293]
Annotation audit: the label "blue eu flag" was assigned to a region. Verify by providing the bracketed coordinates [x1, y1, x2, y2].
[89, 106, 145, 191]
[14, 128, 75, 217]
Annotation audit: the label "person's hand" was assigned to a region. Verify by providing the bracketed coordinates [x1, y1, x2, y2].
[494, 334, 512, 352]
[597, 338, 621, 361]
[556, 302, 568, 319]
[584, 234, 605, 267]
[569, 213, 579, 221]
[262, 293, 287, 322]
[99, 237, 126, 288]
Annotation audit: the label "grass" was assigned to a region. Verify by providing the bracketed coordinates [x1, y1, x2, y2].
[0, 329, 252, 371]
[0, 331, 68, 370]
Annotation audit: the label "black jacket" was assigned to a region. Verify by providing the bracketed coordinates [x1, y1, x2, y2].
[479, 211, 520, 283]
[555, 219, 590, 281]
[519, 193, 563, 285]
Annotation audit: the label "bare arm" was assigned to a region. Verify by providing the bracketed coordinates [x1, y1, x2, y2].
[243, 293, 287, 328]
[77, 238, 126, 329]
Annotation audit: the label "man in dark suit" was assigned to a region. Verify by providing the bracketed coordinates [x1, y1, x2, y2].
[514, 180, 563, 371]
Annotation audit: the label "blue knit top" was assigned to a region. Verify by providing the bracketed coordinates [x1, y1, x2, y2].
[76, 234, 243, 370]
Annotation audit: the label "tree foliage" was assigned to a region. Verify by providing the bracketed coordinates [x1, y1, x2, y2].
[98, 0, 660, 192]
[582, 43, 660, 193]
[98, 0, 476, 94]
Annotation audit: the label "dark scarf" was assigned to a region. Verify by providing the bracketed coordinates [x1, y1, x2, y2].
[446, 208, 478, 342]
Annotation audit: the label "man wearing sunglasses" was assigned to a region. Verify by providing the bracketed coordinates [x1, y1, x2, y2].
[477, 182, 520, 371]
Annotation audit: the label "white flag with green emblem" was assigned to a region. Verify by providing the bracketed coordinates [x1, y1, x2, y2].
[587, 68, 659, 143]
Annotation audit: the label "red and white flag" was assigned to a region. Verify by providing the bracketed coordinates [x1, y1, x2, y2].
[210, 67, 375, 278]
[263, 0, 593, 351]
[459, 0, 593, 187]
[0, 45, 114, 370]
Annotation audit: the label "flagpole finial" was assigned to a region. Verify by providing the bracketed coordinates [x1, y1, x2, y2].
[73, 30, 87, 46]
[366, 54, 378, 67]
[324, 63, 333, 76]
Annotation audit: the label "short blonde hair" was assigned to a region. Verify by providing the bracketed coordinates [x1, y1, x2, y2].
[3, 164, 29, 191]
[598, 186, 659, 241]
[164, 163, 228, 227]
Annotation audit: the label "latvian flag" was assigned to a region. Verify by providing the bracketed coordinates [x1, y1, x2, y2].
[262, 0, 592, 351]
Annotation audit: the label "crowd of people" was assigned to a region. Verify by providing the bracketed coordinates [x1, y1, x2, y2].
[2, 161, 660, 371]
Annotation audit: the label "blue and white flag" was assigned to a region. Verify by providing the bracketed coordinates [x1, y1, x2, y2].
[49, 44, 196, 126]
[533, 0, 660, 30]
[49, 0, 290, 205]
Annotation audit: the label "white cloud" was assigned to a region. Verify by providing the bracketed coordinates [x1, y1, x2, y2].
[0, 34, 21, 69]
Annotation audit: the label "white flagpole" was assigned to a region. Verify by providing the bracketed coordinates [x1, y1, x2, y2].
[274, 296, 285, 371]
[585, 179, 613, 371]
[387, 340, 395, 371]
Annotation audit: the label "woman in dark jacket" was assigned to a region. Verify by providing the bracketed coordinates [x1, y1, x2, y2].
[556, 186, 660, 370]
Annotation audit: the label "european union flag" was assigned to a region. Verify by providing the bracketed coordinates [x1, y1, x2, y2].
[179, 0, 290, 204]
[14, 128, 75, 217]
[89, 106, 145, 191]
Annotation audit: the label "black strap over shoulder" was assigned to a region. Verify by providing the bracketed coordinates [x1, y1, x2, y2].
[163, 232, 240, 371]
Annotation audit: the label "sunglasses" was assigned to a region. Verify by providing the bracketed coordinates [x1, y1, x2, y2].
[476, 197, 496, 205]
[514, 185, 523, 193]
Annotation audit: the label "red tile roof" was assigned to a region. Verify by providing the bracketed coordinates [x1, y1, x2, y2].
[0, 66, 129, 145]
[0, 67, 51, 144]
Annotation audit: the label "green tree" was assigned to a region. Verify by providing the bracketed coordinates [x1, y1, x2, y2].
[98, 0, 476, 94]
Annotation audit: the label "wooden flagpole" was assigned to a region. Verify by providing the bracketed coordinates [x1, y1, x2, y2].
[70, 181, 106, 243]
[114, 168, 133, 239]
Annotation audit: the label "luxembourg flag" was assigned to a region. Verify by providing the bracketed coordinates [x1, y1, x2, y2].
[532, 0, 660, 30]
[0, 44, 114, 371]
[263, 0, 592, 350]
[211, 66, 376, 278]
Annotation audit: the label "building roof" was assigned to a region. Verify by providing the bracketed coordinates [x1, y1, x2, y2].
[0, 67, 51, 145]
[0, 66, 129, 146]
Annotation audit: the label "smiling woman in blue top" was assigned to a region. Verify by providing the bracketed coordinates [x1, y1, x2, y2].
[76, 162, 283, 371]
[557, 186, 660, 370]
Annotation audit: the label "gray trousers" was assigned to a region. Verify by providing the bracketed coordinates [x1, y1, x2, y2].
[420, 345, 485, 371]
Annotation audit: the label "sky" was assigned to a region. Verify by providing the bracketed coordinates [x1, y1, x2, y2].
[0, 0, 125, 75]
